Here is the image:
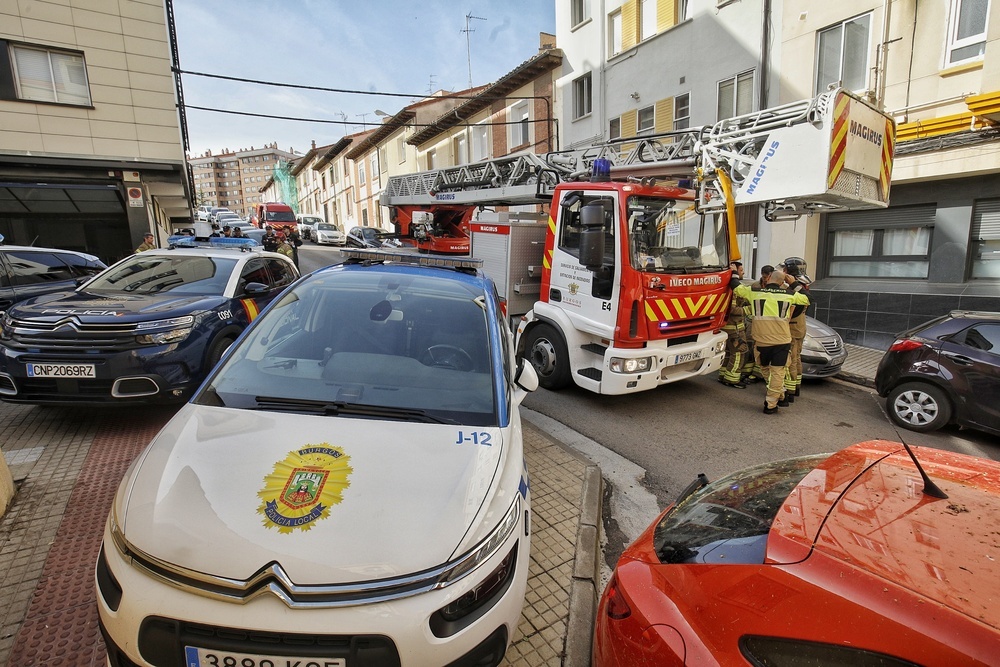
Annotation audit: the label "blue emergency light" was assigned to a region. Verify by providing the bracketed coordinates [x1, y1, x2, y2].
[591, 158, 612, 182]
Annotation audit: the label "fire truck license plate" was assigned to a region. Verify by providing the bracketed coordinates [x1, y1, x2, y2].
[27, 363, 96, 378]
[184, 646, 346, 667]
[673, 351, 702, 365]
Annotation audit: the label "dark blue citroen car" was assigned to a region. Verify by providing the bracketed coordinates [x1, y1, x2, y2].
[0, 241, 298, 405]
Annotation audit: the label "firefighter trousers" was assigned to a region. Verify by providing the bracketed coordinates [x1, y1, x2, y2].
[757, 343, 790, 409]
[719, 324, 748, 384]
[784, 335, 804, 393]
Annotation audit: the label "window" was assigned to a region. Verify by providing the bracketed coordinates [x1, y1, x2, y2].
[378, 147, 387, 172]
[970, 198, 1000, 279]
[826, 206, 935, 278]
[510, 101, 530, 147]
[370, 154, 378, 180]
[946, 0, 990, 65]
[678, 0, 689, 21]
[362, 208, 369, 226]
[5, 251, 74, 284]
[453, 133, 469, 164]
[473, 124, 490, 161]
[426, 149, 436, 170]
[8, 43, 91, 105]
[718, 70, 754, 120]
[640, 0, 657, 40]
[637, 105, 655, 133]
[571, 0, 589, 26]
[557, 192, 616, 298]
[358, 160, 366, 185]
[816, 13, 871, 95]
[674, 93, 691, 130]
[610, 10, 623, 57]
[397, 136, 406, 163]
[960, 324, 1000, 354]
[573, 73, 592, 120]
[609, 117, 621, 141]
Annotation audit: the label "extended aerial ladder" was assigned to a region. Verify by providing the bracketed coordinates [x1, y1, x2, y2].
[381, 87, 895, 253]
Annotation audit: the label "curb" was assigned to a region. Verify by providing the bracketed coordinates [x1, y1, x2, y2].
[836, 370, 876, 388]
[564, 465, 603, 667]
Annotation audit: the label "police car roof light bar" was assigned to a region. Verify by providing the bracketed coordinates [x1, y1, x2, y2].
[167, 235, 260, 250]
[340, 248, 483, 270]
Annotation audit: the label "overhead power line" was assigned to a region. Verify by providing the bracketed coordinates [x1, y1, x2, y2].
[174, 68, 539, 102]
[184, 105, 548, 128]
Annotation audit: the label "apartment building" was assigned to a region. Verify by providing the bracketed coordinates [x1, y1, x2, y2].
[0, 0, 190, 263]
[556, 0, 777, 268]
[776, 0, 1000, 348]
[189, 143, 298, 219]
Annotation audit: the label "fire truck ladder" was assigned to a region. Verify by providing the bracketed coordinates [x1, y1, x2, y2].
[382, 89, 886, 222]
[380, 152, 561, 208]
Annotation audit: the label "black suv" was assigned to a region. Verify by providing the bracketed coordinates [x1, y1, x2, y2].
[0, 245, 106, 311]
[875, 310, 1000, 435]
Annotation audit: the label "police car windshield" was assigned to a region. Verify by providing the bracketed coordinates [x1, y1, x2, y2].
[84, 255, 238, 295]
[199, 268, 500, 426]
[627, 198, 729, 272]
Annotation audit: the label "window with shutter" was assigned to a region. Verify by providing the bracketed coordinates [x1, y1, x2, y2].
[971, 198, 1000, 279]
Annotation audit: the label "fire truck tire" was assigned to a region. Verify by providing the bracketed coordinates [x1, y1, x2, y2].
[523, 324, 572, 390]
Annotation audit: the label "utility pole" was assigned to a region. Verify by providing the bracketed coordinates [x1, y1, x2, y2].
[462, 12, 486, 88]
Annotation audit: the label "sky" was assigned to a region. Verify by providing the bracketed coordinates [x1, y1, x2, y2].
[173, 1, 556, 158]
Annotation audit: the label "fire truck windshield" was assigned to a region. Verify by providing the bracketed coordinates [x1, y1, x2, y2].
[627, 197, 729, 273]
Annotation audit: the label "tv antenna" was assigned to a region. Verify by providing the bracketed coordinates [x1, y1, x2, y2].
[462, 12, 487, 88]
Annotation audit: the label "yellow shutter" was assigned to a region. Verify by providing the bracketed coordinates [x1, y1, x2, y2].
[622, 0, 638, 50]
[655, 97, 673, 133]
[657, 0, 676, 32]
[621, 109, 638, 138]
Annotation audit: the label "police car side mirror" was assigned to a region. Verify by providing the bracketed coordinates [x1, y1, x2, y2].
[244, 282, 269, 295]
[513, 359, 539, 397]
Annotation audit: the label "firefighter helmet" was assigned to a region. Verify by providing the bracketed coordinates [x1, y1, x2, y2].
[781, 257, 807, 277]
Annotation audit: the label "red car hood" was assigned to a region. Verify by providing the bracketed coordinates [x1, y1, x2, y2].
[768, 440, 1000, 629]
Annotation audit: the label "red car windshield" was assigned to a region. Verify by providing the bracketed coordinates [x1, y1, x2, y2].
[653, 455, 824, 565]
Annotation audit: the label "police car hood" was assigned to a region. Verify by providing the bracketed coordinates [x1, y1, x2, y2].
[8, 290, 227, 323]
[121, 404, 508, 585]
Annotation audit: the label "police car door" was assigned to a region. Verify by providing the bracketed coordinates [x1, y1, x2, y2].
[548, 190, 618, 337]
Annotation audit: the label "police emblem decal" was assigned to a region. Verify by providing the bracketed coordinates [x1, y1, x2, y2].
[257, 445, 352, 533]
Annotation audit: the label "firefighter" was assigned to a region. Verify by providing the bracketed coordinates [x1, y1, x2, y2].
[780, 257, 812, 400]
[135, 233, 155, 253]
[719, 261, 749, 388]
[274, 231, 294, 260]
[731, 268, 810, 414]
[742, 264, 773, 384]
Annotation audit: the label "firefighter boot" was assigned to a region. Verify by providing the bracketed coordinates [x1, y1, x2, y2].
[763, 401, 778, 415]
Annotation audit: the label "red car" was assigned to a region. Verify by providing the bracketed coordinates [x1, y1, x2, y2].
[594, 441, 1000, 666]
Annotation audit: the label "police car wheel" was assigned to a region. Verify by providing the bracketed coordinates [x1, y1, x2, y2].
[207, 335, 235, 369]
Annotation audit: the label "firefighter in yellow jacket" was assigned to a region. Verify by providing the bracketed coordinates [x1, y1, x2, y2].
[719, 261, 750, 388]
[731, 268, 811, 414]
[780, 257, 812, 401]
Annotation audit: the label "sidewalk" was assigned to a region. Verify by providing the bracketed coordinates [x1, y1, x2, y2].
[0, 404, 602, 667]
[837, 343, 885, 388]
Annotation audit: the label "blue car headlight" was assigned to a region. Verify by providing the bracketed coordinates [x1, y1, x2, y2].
[135, 316, 194, 345]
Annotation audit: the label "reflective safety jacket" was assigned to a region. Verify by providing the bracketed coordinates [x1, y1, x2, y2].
[733, 283, 811, 346]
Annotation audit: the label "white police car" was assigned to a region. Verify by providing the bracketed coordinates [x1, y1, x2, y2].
[97, 249, 538, 667]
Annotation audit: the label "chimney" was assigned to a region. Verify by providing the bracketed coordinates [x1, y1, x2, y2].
[539, 32, 556, 50]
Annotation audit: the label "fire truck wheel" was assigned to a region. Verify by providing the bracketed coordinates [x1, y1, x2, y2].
[523, 324, 571, 390]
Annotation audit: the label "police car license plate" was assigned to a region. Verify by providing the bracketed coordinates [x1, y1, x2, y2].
[184, 647, 345, 667]
[673, 350, 702, 365]
[26, 363, 95, 378]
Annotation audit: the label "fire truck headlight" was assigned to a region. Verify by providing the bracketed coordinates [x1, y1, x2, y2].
[715, 339, 727, 354]
[609, 357, 652, 374]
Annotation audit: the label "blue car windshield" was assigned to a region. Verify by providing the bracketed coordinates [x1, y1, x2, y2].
[84, 255, 238, 295]
[199, 268, 499, 426]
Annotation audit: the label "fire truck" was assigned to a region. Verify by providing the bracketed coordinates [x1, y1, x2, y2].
[381, 88, 895, 394]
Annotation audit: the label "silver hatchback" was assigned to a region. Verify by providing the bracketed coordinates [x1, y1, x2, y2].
[801, 316, 848, 378]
